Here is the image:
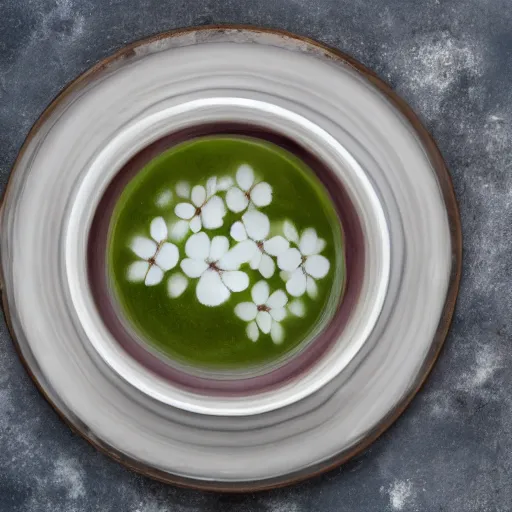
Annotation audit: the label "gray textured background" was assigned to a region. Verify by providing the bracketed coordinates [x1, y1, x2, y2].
[1, 1, 511, 511]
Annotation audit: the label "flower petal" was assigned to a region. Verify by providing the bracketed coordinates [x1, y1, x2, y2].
[283, 220, 299, 244]
[286, 269, 307, 297]
[230, 221, 247, 242]
[250, 250, 262, 270]
[127, 261, 149, 282]
[167, 272, 188, 298]
[201, 196, 226, 229]
[280, 270, 291, 282]
[209, 236, 229, 262]
[270, 322, 284, 344]
[190, 216, 202, 233]
[180, 258, 208, 278]
[263, 236, 289, 256]
[307, 276, 318, 299]
[299, 228, 318, 256]
[270, 307, 286, 322]
[226, 187, 249, 213]
[145, 265, 164, 286]
[266, 289, 288, 309]
[259, 253, 275, 278]
[150, 217, 168, 243]
[156, 190, 172, 207]
[236, 164, 255, 191]
[206, 176, 217, 198]
[154, 242, 179, 271]
[316, 238, 326, 253]
[242, 210, 270, 241]
[131, 236, 157, 259]
[304, 255, 330, 279]
[196, 269, 230, 306]
[251, 280, 270, 305]
[175, 202, 195, 220]
[191, 185, 206, 207]
[288, 299, 306, 317]
[169, 220, 189, 241]
[234, 302, 258, 321]
[256, 311, 272, 334]
[217, 176, 234, 191]
[250, 182, 272, 207]
[277, 248, 302, 272]
[176, 181, 190, 199]
[247, 321, 259, 342]
[222, 271, 249, 292]
[185, 232, 210, 260]
[218, 240, 257, 270]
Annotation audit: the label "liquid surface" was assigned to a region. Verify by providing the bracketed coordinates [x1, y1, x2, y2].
[108, 136, 344, 369]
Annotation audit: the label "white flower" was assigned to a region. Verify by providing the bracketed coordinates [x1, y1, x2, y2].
[277, 223, 330, 298]
[226, 164, 272, 213]
[180, 232, 250, 307]
[176, 180, 191, 199]
[234, 281, 288, 344]
[155, 189, 172, 208]
[167, 272, 188, 298]
[127, 217, 179, 286]
[230, 210, 289, 278]
[171, 177, 226, 240]
[288, 299, 306, 317]
[216, 175, 234, 191]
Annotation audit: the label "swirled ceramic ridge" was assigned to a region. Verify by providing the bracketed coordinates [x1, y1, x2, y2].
[73, 93, 390, 415]
[0, 26, 460, 490]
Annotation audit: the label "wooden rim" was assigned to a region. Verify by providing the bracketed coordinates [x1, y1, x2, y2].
[0, 24, 462, 492]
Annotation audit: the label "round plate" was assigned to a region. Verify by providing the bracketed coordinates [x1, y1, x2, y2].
[0, 26, 461, 491]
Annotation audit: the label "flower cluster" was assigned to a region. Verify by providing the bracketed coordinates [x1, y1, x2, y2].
[126, 164, 331, 344]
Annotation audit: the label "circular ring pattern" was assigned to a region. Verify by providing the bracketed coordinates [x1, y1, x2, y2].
[0, 26, 461, 490]
[87, 123, 365, 397]
[71, 96, 389, 415]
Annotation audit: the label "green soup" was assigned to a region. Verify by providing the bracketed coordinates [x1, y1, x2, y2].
[107, 136, 344, 369]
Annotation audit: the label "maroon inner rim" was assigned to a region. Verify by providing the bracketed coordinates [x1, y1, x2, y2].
[87, 123, 365, 396]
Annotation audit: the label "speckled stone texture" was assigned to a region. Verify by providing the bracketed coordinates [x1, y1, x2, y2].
[0, 1, 510, 511]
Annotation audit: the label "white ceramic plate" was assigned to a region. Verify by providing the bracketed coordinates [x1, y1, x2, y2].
[0, 26, 461, 490]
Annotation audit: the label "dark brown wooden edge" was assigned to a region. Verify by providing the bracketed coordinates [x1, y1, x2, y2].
[0, 24, 462, 493]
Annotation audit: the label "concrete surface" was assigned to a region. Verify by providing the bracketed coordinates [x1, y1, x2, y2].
[1, 1, 511, 510]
